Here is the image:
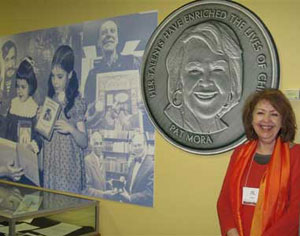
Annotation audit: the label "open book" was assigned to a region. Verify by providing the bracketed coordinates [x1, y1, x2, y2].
[0, 138, 40, 186]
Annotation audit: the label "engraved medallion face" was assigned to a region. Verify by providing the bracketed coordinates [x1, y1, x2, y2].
[141, 0, 279, 155]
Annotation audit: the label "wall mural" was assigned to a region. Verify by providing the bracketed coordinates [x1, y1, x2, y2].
[0, 12, 157, 207]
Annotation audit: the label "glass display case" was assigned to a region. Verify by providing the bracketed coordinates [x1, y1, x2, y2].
[0, 181, 99, 236]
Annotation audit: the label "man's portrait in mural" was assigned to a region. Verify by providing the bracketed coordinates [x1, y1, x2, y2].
[164, 21, 243, 134]
[84, 19, 140, 129]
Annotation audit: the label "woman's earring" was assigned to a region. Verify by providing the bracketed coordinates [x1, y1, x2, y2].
[172, 89, 183, 108]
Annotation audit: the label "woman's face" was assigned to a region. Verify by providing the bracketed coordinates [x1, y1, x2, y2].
[252, 99, 282, 145]
[51, 65, 69, 94]
[180, 39, 231, 119]
[16, 79, 30, 102]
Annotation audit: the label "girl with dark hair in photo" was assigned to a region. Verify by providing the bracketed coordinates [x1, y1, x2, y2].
[43, 45, 87, 194]
[3, 57, 42, 183]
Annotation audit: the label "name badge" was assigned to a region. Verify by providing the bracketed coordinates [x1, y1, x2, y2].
[242, 187, 259, 206]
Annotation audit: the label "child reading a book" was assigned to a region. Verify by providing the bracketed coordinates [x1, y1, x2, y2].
[4, 57, 42, 184]
[42, 45, 87, 194]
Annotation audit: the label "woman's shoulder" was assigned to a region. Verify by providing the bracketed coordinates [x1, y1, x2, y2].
[233, 141, 249, 153]
[74, 94, 86, 105]
[230, 141, 255, 161]
[289, 143, 300, 158]
[164, 104, 184, 127]
[70, 94, 87, 117]
[289, 143, 300, 167]
[72, 94, 86, 109]
[290, 143, 300, 153]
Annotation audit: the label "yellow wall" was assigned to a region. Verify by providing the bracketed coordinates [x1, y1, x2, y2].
[0, 0, 300, 235]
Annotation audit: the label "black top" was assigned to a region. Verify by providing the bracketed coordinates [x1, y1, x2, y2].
[254, 153, 271, 165]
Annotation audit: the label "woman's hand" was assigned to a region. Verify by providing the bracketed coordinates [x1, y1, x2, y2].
[55, 119, 75, 134]
[227, 228, 239, 236]
[54, 119, 87, 148]
[8, 163, 24, 181]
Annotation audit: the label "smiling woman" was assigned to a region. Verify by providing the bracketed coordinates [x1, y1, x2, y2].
[217, 89, 300, 236]
[251, 99, 282, 150]
[164, 20, 243, 134]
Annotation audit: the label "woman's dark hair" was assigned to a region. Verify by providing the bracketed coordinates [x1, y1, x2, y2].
[242, 89, 297, 142]
[16, 57, 37, 96]
[48, 45, 79, 119]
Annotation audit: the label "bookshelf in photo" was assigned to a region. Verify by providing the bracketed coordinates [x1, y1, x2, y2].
[101, 130, 154, 181]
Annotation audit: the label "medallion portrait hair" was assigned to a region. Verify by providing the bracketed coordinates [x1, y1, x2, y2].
[164, 20, 243, 134]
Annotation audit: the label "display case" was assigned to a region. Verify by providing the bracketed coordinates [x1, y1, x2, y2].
[0, 181, 99, 236]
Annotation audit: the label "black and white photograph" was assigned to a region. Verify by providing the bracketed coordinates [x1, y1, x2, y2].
[0, 12, 157, 207]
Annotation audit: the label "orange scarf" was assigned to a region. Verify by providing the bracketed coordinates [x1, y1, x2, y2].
[230, 137, 290, 236]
